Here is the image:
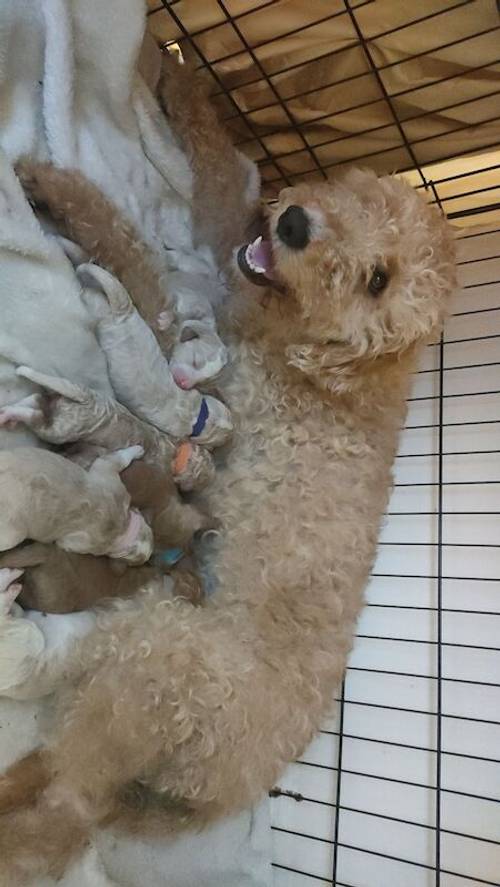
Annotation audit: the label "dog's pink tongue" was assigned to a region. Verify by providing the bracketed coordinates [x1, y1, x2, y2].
[252, 239, 275, 278]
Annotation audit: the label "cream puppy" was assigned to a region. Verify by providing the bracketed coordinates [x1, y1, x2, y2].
[0, 446, 152, 563]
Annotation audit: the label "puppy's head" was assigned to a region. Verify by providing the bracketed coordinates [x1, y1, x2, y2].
[238, 168, 456, 392]
[106, 509, 154, 565]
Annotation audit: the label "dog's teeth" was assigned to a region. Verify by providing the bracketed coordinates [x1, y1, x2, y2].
[253, 235, 262, 248]
[245, 241, 266, 276]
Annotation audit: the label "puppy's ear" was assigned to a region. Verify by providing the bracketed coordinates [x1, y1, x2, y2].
[286, 342, 406, 396]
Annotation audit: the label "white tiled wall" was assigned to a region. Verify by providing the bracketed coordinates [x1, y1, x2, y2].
[272, 224, 500, 887]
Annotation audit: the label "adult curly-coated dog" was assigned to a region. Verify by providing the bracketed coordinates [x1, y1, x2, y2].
[0, 69, 456, 885]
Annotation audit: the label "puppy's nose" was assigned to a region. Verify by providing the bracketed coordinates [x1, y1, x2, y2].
[277, 205, 310, 250]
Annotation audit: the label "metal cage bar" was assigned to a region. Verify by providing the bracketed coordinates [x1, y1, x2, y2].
[149, 2, 500, 885]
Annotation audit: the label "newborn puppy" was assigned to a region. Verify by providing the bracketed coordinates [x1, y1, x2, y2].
[0, 366, 214, 549]
[0, 545, 203, 614]
[120, 460, 212, 550]
[0, 545, 162, 614]
[0, 446, 152, 563]
[78, 262, 232, 447]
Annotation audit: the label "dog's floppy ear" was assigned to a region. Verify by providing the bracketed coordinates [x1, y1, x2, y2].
[286, 341, 408, 396]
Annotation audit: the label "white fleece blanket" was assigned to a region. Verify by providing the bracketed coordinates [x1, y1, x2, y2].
[0, 0, 217, 278]
[0, 1, 270, 884]
[0, 149, 114, 450]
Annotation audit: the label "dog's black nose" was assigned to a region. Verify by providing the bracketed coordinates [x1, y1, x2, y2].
[276, 205, 310, 250]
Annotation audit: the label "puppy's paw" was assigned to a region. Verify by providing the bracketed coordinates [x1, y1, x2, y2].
[0, 395, 44, 429]
[100, 445, 145, 473]
[0, 570, 47, 697]
[0, 569, 24, 615]
[190, 396, 233, 449]
[172, 442, 216, 491]
[116, 444, 145, 466]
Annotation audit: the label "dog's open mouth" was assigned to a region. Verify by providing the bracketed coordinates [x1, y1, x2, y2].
[237, 235, 276, 288]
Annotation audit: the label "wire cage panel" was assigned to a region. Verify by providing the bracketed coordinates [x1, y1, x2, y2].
[150, 0, 500, 213]
[270, 225, 500, 886]
[150, 2, 500, 885]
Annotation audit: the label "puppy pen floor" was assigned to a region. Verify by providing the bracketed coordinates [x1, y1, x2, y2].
[150, 2, 500, 885]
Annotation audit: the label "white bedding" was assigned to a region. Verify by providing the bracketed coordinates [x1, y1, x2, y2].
[0, 0, 215, 276]
[0, 150, 114, 450]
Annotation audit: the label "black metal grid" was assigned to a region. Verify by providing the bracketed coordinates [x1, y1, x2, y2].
[150, 0, 500, 205]
[149, 2, 500, 885]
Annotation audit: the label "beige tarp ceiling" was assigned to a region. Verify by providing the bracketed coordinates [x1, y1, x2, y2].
[147, 0, 500, 223]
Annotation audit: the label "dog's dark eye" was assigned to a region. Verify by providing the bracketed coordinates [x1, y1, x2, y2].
[368, 267, 388, 297]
